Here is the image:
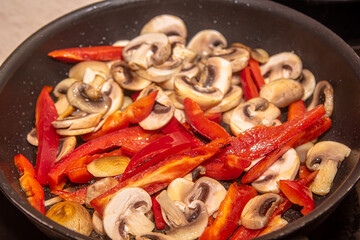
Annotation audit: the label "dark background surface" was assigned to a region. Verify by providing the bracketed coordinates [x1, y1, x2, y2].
[1, 0, 360, 239]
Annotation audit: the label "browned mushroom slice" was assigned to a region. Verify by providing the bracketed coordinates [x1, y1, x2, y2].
[53, 78, 78, 98]
[299, 69, 316, 101]
[211, 46, 250, 72]
[52, 113, 103, 130]
[259, 78, 304, 108]
[69, 61, 110, 81]
[92, 211, 105, 236]
[56, 136, 76, 162]
[54, 95, 74, 119]
[87, 155, 130, 178]
[206, 85, 243, 113]
[187, 29, 227, 57]
[27, 128, 38, 146]
[260, 52, 303, 83]
[306, 141, 351, 195]
[250, 48, 269, 64]
[307, 80, 334, 117]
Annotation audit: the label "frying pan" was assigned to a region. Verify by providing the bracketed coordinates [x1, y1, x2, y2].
[0, 0, 359, 239]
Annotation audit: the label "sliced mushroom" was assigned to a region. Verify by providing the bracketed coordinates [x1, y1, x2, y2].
[206, 85, 243, 113]
[187, 30, 227, 57]
[92, 211, 105, 236]
[165, 90, 184, 109]
[55, 95, 74, 119]
[159, 63, 200, 90]
[241, 193, 283, 230]
[295, 142, 314, 164]
[222, 108, 234, 125]
[299, 69, 316, 101]
[230, 97, 281, 136]
[137, 233, 177, 240]
[211, 46, 250, 72]
[56, 127, 95, 136]
[306, 141, 351, 195]
[85, 177, 119, 208]
[27, 128, 38, 146]
[56, 136, 76, 162]
[103, 187, 154, 240]
[260, 52, 302, 83]
[174, 108, 186, 123]
[167, 178, 195, 202]
[52, 113, 103, 130]
[69, 61, 110, 82]
[121, 96, 133, 111]
[123, 33, 171, 70]
[258, 215, 288, 237]
[141, 14, 187, 39]
[101, 79, 124, 119]
[307, 80, 334, 117]
[250, 48, 269, 64]
[87, 155, 130, 177]
[54, 78, 78, 98]
[252, 148, 300, 193]
[184, 176, 227, 216]
[113, 39, 130, 47]
[259, 78, 304, 108]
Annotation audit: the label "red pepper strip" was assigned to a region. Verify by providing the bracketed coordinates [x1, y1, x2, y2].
[66, 148, 123, 183]
[131, 91, 141, 101]
[230, 226, 260, 240]
[35, 86, 59, 185]
[82, 111, 129, 141]
[199, 183, 257, 240]
[48, 126, 163, 190]
[125, 90, 158, 124]
[242, 116, 331, 184]
[121, 132, 191, 181]
[51, 187, 87, 205]
[184, 98, 230, 140]
[161, 117, 204, 148]
[204, 112, 222, 124]
[91, 138, 229, 215]
[298, 164, 313, 179]
[240, 66, 259, 100]
[249, 58, 265, 90]
[48, 46, 123, 62]
[287, 100, 307, 121]
[151, 193, 167, 230]
[14, 154, 45, 214]
[279, 179, 315, 215]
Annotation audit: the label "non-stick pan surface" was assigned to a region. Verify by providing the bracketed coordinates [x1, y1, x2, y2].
[0, 0, 359, 239]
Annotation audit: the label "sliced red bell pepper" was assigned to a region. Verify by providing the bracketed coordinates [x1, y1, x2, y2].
[297, 170, 319, 187]
[91, 138, 229, 215]
[298, 164, 313, 179]
[230, 226, 261, 240]
[287, 100, 306, 121]
[82, 111, 129, 141]
[204, 112, 222, 124]
[184, 98, 230, 140]
[151, 193, 167, 230]
[51, 186, 87, 205]
[121, 131, 191, 181]
[242, 116, 331, 184]
[66, 148, 123, 183]
[125, 90, 158, 124]
[131, 91, 141, 101]
[35, 86, 59, 185]
[48, 126, 163, 190]
[240, 66, 259, 101]
[249, 58, 265, 90]
[14, 154, 45, 214]
[161, 117, 204, 148]
[279, 179, 315, 215]
[199, 183, 257, 240]
[48, 46, 124, 62]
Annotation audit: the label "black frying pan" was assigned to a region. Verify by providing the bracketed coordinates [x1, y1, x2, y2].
[0, 0, 359, 239]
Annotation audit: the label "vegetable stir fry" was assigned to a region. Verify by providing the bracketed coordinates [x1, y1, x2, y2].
[14, 14, 351, 240]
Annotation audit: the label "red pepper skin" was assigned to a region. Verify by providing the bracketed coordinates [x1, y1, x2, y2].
[48, 46, 123, 62]
[240, 66, 259, 100]
[91, 138, 229, 216]
[230, 226, 261, 240]
[48, 126, 163, 190]
[199, 184, 257, 240]
[184, 98, 230, 140]
[151, 193, 167, 230]
[288, 100, 306, 121]
[121, 132, 191, 181]
[161, 117, 204, 148]
[249, 58, 265, 90]
[35, 86, 59, 185]
[279, 180, 315, 215]
[82, 111, 129, 141]
[125, 90, 158, 124]
[242, 116, 331, 184]
[51, 187, 88, 205]
[298, 164, 313, 179]
[14, 154, 45, 214]
[204, 112, 222, 124]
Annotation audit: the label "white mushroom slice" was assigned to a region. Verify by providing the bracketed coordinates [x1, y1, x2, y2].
[187, 29, 227, 57]
[166, 200, 209, 240]
[241, 193, 283, 230]
[222, 108, 234, 125]
[69, 61, 110, 81]
[307, 80, 334, 117]
[85, 177, 119, 208]
[250, 48, 269, 64]
[211, 47, 250, 72]
[206, 85, 243, 113]
[54, 78, 78, 98]
[113, 40, 130, 47]
[52, 113, 103, 130]
[54, 95, 72, 117]
[27, 128, 38, 146]
[295, 142, 314, 164]
[174, 108, 186, 123]
[230, 97, 281, 136]
[184, 176, 227, 216]
[167, 178, 195, 202]
[141, 14, 187, 39]
[93, 211, 105, 236]
[137, 232, 177, 240]
[260, 52, 303, 83]
[300, 69, 316, 101]
[56, 136, 76, 162]
[231, 73, 241, 85]
[136, 64, 182, 83]
[259, 78, 304, 108]
[101, 79, 123, 119]
[121, 96, 133, 111]
[252, 148, 300, 193]
[103, 187, 154, 240]
[160, 63, 200, 90]
[56, 127, 95, 136]
[306, 141, 351, 195]
[165, 90, 184, 109]
[123, 33, 171, 70]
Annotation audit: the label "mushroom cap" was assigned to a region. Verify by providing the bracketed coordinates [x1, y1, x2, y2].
[211, 46, 250, 72]
[85, 177, 119, 208]
[167, 178, 195, 202]
[69, 61, 110, 81]
[187, 29, 227, 57]
[206, 85, 243, 113]
[54, 78, 78, 98]
[141, 14, 187, 39]
[295, 142, 314, 164]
